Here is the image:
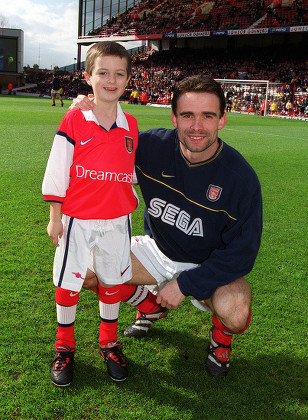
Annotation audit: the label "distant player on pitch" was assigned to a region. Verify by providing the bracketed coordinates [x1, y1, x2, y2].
[51, 73, 64, 107]
[42, 41, 164, 387]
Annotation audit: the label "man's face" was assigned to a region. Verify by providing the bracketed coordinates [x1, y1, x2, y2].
[171, 92, 226, 163]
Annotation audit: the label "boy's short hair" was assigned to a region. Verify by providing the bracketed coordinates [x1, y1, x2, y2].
[85, 41, 132, 77]
[172, 75, 226, 117]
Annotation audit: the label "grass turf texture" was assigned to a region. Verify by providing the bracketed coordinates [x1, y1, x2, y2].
[0, 96, 307, 420]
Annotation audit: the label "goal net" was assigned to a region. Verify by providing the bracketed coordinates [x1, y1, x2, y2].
[215, 79, 279, 117]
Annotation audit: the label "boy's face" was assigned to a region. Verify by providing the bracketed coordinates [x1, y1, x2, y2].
[84, 55, 130, 104]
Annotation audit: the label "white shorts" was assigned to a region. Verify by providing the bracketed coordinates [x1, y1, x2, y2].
[131, 235, 211, 312]
[53, 214, 132, 292]
[51, 89, 60, 94]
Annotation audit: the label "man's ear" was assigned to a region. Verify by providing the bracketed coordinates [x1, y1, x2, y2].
[218, 113, 227, 130]
[171, 111, 178, 128]
[84, 72, 91, 86]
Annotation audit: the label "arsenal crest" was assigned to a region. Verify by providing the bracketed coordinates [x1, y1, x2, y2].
[125, 136, 134, 153]
[206, 184, 222, 202]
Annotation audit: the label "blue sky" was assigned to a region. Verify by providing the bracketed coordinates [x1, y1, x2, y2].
[0, 0, 80, 69]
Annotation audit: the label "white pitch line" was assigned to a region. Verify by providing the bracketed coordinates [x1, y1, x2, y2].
[224, 127, 308, 142]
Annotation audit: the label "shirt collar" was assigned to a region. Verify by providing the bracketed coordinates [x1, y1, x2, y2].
[81, 102, 129, 131]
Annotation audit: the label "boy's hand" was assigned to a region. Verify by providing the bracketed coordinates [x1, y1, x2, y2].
[69, 94, 94, 111]
[47, 220, 63, 247]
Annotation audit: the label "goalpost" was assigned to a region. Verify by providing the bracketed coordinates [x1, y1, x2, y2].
[215, 79, 272, 116]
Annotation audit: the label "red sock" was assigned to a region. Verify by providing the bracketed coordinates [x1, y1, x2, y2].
[56, 325, 75, 349]
[212, 315, 233, 347]
[99, 318, 119, 346]
[98, 284, 162, 345]
[121, 284, 161, 314]
[55, 287, 79, 349]
[98, 284, 121, 346]
[212, 309, 252, 346]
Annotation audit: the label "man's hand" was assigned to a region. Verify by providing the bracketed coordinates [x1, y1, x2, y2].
[69, 94, 94, 111]
[156, 279, 185, 309]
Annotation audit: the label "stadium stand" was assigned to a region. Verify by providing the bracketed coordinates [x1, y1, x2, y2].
[90, 0, 308, 37]
[18, 45, 307, 118]
[14, 0, 307, 118]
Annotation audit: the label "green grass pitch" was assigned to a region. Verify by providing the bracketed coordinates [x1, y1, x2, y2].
[0, 96, 307, 419]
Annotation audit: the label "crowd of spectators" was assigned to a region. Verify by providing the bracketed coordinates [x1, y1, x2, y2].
[18, 45, 307, 118]
[260, 0, 307, 28]
[78, 0, 308, 118]
[128, 47, 307, 116]
[221, 83, 307, 117]
[88, 0, 308, 38]
[15, 0, 306, 118]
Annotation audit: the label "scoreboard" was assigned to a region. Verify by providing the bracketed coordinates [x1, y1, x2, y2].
[0, 36, 18, 73]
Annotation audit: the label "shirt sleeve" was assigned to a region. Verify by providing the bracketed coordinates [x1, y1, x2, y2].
[42, 117, 75, 203]
[132, 166, 138, 185]
[177, 183, 262, 300]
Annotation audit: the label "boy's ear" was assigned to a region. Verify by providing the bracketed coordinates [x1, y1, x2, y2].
[125, 75, 131, 86]
[84, 72, 91, 86]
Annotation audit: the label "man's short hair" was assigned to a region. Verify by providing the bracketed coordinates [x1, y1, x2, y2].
[85, 41, 132, 77]
[172, 75, 226, 117]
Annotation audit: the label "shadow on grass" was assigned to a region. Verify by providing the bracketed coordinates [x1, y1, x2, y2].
[71, 324, 306, 420]
[2, 288, 305, 419]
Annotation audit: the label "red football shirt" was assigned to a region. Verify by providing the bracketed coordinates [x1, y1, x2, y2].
[42, 105, 138, 219]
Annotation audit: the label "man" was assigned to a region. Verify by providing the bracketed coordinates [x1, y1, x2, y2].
[73, 75, 263, 378]
[51, 73, 64, 107]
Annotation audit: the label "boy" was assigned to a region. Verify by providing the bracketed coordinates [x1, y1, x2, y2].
[42, 42, 163, 386]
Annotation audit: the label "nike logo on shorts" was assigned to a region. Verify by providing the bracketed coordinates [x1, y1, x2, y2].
[80, 136, 95, 145]
[105, 290, 120, 296]
[70, 292, 79, 297]
[121, 265, 130, 276]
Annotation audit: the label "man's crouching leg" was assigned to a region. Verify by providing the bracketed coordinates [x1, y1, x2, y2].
[82, 268, 99, 292]
[202, 277, 252, 378]
[82, 264, 168, 338]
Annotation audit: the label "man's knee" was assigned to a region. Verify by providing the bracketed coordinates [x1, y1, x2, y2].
[208, 277, 251, 332]
[82, 269, 98, 290]
[229, 303, 251, 332]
